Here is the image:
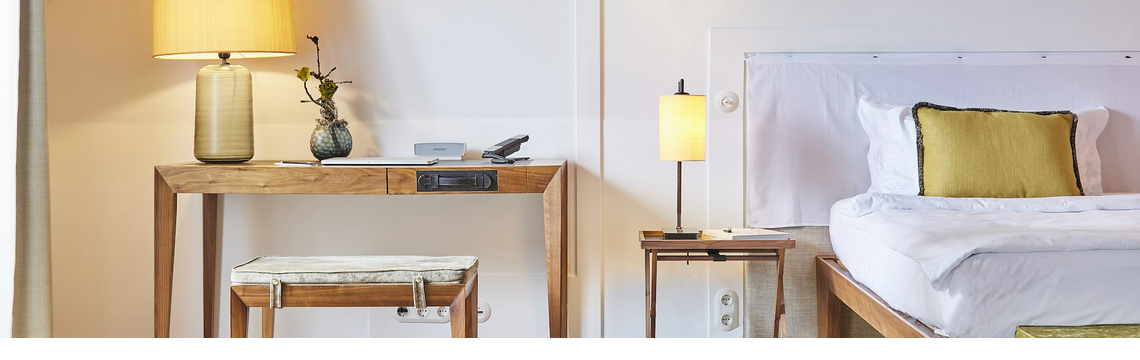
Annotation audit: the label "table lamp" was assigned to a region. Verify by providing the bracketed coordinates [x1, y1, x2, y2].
[153, 0, 296, 163]
[659, 79, 706, 239]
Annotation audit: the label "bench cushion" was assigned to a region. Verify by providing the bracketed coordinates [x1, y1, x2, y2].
[231, 255, 478, 285]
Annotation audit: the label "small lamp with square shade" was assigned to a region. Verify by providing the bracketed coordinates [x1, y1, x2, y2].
[659, 79, 706, 239]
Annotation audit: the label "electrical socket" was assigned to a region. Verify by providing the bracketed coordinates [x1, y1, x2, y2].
[393, 301, 492, 324]
[715, 288, 740, 331]
[394, 306, 449, 323]
[477, 301, 491, 323]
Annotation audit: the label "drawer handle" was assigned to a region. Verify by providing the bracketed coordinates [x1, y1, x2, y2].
[416, 170, 498, 192]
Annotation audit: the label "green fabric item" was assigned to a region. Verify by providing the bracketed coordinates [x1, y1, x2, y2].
[913, 102, 1082, 198]
[1015, 324, 1140, 338]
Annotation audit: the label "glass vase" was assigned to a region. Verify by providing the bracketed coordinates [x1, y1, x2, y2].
[309, 102, 352, 160]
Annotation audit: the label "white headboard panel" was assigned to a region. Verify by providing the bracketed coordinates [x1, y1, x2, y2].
[707, 27, 1140, 232]
[742, 53, 1140, 227]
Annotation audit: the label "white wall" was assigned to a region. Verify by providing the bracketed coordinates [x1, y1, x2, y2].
[44, 0, 1140, 338]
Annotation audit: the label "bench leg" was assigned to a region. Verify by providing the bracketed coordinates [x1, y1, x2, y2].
[450, 275, 478, 338]
[262, 308, 275, 338]
[230, 288, 249, 338]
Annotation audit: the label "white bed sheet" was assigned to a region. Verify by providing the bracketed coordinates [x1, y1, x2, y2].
[830, 196, 1140, 338]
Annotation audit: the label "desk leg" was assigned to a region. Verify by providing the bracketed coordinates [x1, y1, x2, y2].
[645, 249, 657, 338]
[203, 194, 221, 338]
[154, 170, 177, 338]
[773, 249, 786, 338]
[542, 165, 568, 338]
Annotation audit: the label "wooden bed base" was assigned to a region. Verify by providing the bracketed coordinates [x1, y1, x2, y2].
[816, 255, 944, 338]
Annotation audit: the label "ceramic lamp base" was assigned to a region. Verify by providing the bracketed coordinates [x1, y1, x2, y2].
[195, 62, 254, 163]
[661, 227, 701, 240]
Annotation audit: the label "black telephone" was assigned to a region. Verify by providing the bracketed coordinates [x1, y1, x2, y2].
[482, 134, 530, 164]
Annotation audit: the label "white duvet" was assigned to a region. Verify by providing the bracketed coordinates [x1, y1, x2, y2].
[835, 193, 1140, 290]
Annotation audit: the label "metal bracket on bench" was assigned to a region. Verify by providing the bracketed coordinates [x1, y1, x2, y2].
[270, 278, 283, 309]
[707, 250, 727, 262]
[412, 276, 427, 310]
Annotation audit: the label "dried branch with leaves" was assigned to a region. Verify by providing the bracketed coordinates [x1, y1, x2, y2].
[296, 35, 353, 126]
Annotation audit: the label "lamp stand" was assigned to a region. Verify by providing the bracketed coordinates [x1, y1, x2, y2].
[194, 52, 255, 163]
[662, 160, 700, 239]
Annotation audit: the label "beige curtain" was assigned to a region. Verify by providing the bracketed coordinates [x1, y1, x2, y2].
[13, 0, 51, 338]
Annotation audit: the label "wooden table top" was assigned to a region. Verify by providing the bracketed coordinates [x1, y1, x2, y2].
[157, 159, 567, 169]
[153, 159, 567, 195]
[639, 230, 796, 250]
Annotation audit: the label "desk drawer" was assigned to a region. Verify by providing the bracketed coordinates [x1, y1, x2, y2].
[417, 170, 498, 192]
[387, 167, 528, 194]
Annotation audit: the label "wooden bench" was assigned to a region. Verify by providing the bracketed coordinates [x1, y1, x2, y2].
[229, 255, 479, 338]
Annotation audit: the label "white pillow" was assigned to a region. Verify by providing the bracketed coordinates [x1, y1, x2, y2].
[1073, 106, 1109, 195]
[856, 96, 1109, 195]
[857, 96, 919, 195]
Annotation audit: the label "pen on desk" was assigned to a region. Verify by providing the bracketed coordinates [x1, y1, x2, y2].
[275, 161, 319, 167]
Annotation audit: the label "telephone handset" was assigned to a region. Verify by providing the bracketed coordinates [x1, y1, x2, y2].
[482, 134, 530, 164]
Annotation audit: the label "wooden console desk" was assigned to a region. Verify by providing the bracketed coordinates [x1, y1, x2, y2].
[154, 159, 568, 338]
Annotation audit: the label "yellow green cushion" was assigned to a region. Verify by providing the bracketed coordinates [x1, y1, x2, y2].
[1015, 324, 1140, 338]
[914, 103, 1083, 198]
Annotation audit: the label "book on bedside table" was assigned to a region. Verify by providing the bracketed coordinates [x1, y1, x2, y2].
[701, 228, 789, 240]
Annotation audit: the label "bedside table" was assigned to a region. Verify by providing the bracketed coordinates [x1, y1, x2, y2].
[640, 230, 796, 338]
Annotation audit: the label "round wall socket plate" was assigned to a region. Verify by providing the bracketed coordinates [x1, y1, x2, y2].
[477, 301, 492, 323]
[714, 288, 740, 331]
[715, 90, 740, 113]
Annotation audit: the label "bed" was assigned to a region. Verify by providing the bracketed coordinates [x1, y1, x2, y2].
[742, 53, 1140, 338]
[821, 193, 1140, 338]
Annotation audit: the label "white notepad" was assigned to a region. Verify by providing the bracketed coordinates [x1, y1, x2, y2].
[700, 228, 790, 240]
[320, 157, 438, 166]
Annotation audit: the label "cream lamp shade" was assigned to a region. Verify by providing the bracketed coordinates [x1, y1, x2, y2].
[153, 0, 296, 60]
[659, 93, 707, 161]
